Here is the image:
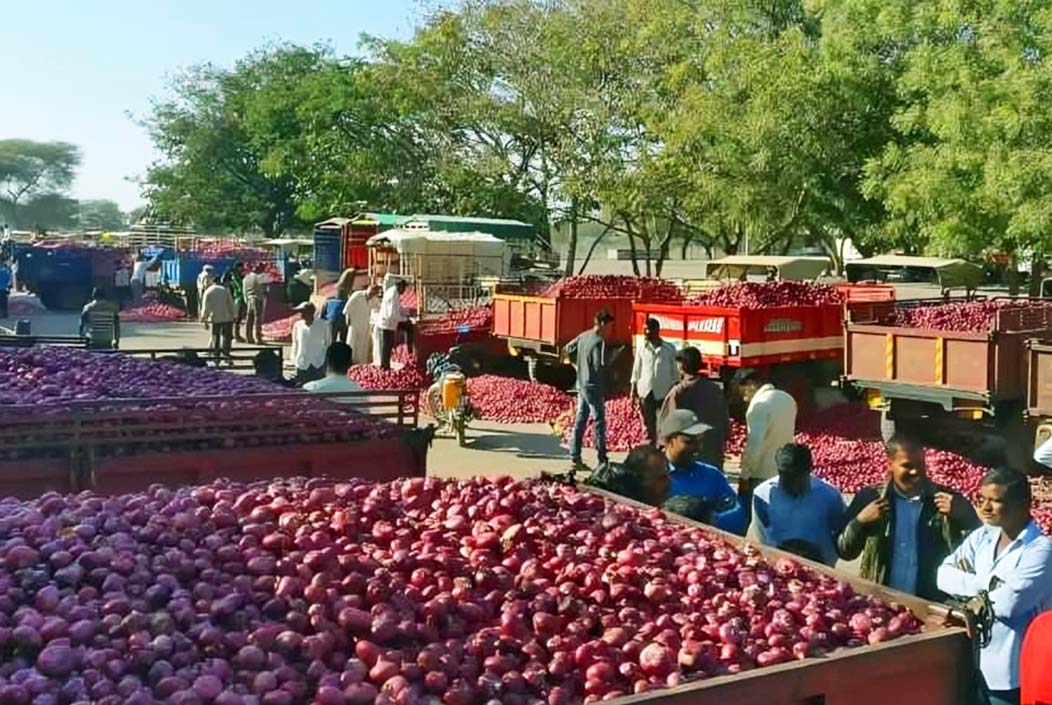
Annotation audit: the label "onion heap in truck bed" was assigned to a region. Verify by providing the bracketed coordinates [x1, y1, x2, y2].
[0, 476, 926, 705]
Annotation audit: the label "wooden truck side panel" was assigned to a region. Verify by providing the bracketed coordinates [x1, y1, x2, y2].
[591, 487, 972, 705]
[844, 323, 1035, 401]
[493, 294, 634, 354]
[1028, 341, 1052, 417]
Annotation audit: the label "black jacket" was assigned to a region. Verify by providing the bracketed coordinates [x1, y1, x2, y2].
[837, 481, 981, 602]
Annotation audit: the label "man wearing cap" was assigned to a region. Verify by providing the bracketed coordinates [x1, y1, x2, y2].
[660, 409, 746, 534]
[659, 346, 729, 469]
[290, 302, 330, 385]
[631, 318, 678, 445]
[753, 443, 846, 566]
[566, 309, 615, 471]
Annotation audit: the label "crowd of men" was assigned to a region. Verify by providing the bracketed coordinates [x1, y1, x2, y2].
[569, 309, 1052, 705]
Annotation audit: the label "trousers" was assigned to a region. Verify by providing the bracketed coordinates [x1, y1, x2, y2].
[570, 387, 608, 465]
[638, 391, 660, 445]
[210, 321, 233, 357]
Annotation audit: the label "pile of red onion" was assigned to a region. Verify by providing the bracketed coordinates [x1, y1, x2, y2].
[119, 303, 187, 323]
[893, 299, 1052, 333]
[0, 476, 923, 705]
[417, 307, 493, 337]
[689, 282, 842, 309]
[465, 377, 572, 424]
[263, 316, 297, 343]
[551, 397, 648, 452]
[348, 364, 430, 393]
[0, 348, 279, 406]
[542, 276, 683, 302]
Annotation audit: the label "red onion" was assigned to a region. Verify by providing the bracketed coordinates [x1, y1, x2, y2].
[0, 477, 926, 704]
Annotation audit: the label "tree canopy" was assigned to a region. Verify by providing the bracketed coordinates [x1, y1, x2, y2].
[0, 139, 81, 229]
[136, 0, 1052, 273]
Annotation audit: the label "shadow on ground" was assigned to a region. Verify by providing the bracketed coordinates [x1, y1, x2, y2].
[460, 425, 567, 460]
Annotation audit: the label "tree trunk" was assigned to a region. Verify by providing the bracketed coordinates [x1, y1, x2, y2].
[1007, 252, 1020, 296]
[564, 200, 578, 277]
[680, 234, 694, 260]
[1028, 257, 1043, 298]
[577, 225, 613, 275]
[626, 228, 640, 276]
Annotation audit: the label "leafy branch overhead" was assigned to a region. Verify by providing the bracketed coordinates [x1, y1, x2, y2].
[131, 0, 1052, 276]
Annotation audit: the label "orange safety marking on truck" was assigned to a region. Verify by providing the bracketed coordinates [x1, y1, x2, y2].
[885, 333, 894, 379]
[934, 337, 944, 385]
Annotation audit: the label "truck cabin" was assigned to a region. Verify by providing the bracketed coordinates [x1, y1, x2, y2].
[702, 255, 832, 282]
[845, 255, 982, 295]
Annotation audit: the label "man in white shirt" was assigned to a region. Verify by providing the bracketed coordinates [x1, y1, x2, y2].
[1032, 436, 1052, 473]
[938, 467, 1052, 705]
[344, 285, 380, 365]
[200, 275, 237, 359]
[113, 261, 132, 310]
[630, 318, 678, 445]
[290, 302, 329, 386]
[195, 264, 215, 322]
[303, 342, 364, 402]
[378, 279, 408, 370]
[241, 263, 267, 345]
[739, 372, 797, 525]
[130, 255, 149, 305]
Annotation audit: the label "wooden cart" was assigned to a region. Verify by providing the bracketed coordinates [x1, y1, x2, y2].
[588, 488, 974, 705]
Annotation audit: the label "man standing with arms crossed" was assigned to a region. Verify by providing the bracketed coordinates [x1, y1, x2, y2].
[566, 309, 614, 472]
[630, 318, 678, 445]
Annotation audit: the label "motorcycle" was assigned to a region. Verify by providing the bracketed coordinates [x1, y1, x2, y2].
[425, 347, 477, 446]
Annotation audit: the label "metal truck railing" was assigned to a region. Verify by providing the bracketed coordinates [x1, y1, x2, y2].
[0, 390, 419, 450]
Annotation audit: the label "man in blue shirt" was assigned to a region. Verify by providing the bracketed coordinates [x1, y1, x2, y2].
[939, 468, 1052, 705]
[0, 262, 11, 319]
[658, 409, 746, 534]
[753, 443, 846, 566]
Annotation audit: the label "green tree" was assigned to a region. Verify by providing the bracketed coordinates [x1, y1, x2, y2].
[17, 194, 79, 231]
[142, 45, 329, 236]
[77, 199, 125, 230]
[824, 0, 1052, 288]
[0, 139, 81, 228]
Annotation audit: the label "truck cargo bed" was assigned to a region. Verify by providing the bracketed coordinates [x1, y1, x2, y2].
[633, 301, 844, 371]
[0, 391, 425, 499]
[590, 488, 971, 705]
[493, 293, 635, 354]
[845, 304, 1052, 409]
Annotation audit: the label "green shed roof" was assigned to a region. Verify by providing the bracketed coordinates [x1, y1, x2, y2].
[356, 212, 410, 226]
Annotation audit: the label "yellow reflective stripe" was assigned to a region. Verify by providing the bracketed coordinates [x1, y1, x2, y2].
[885, 333, 894, 379]
[934, 337, 944, 384]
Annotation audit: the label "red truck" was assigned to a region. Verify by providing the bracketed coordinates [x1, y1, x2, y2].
[631, 284, 894, 410]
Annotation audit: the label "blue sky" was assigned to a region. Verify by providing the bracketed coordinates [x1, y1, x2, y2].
[1, 1, 436, 211]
